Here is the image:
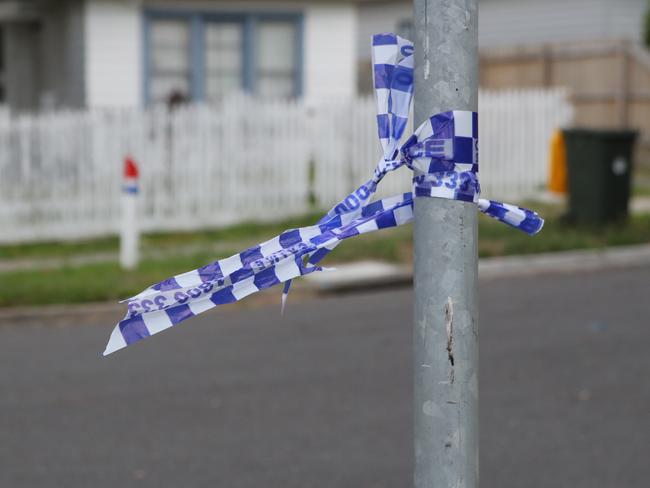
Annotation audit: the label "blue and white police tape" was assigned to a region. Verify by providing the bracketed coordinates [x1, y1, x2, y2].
[103, 32, 543, 356]
[104, 193, 413, 355]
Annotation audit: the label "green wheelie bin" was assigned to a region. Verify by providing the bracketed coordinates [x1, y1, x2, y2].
[562, 128, 638, 224]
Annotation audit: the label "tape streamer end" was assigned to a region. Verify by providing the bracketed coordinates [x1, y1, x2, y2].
[281, 292, 288, 315]
[530, 217, 545, 236]
[280, 280, 293, 315]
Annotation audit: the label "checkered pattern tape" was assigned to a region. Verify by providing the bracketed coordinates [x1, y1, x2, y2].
[103, 33, 543, 355]
[104, 193, 413, 355]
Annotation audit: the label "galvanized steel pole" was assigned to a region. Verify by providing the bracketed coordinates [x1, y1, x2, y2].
[412, 1, 479, 487]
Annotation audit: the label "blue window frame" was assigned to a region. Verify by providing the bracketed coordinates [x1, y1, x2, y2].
[143, 9, 303, 105]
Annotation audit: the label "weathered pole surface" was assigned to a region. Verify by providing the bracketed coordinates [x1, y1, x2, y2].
[412, 1, 479, 487]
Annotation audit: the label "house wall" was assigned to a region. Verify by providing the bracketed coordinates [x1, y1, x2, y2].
[480, 0, 647, 48]
[84, 0, 142, 108]
[357, 0, 648, 54]
[356, 1, 411, 93]
[356, 1, 410, 60]
[80, 0, 357, 107]
[303, 3, 356, 100]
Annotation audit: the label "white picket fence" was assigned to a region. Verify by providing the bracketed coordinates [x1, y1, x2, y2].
[0, 89, 572, 243]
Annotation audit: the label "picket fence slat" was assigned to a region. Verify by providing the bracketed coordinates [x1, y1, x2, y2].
[0, 90, 572, 244]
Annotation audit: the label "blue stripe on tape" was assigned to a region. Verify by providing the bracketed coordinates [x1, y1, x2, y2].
[391, 65, 414, 93]
[374, 64, 395, 89]
[198, 262, 223, 282]
[453, 137, 474, 165]
[253, 267, 281, 289]
[211, 288, 237, 306]
[373, 33, 398, 45]
[167, 304, 194, 325]
[376, 114, 390, 139]
[279, 229, 301, 248]
[119, 315, 150, 345]
[152, 277, 181, 292]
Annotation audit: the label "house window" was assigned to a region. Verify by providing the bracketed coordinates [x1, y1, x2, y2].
[149, 19, 191, 104]
[256, 21, 296, 98]
[145, 12, 301, 105]
[205, 22, 243, 101]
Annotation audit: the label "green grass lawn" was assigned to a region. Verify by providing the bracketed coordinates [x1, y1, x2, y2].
[0, 212, 326, 260]
[1, 206, 650, 307]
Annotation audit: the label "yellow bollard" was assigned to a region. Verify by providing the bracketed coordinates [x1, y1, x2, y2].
[548, 129, 568, 193]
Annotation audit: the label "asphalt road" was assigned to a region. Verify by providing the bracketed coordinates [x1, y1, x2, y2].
[1, 265, 649, 487]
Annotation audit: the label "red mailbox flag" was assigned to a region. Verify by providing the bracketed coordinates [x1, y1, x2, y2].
[123, 156, 139, 193]
[124, 156, 139, 178]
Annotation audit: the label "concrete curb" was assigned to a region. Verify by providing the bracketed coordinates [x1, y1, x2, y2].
[305, 261, 413, 292]
[306, 243, 650, 291]
[0, 301, 124, 324]
[478, 243, 650, 279]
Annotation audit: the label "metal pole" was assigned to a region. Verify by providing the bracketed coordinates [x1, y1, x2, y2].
[412, 1, 479, 487]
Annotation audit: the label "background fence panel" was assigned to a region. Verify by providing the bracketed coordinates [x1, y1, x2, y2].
[0, 90, 571, 244]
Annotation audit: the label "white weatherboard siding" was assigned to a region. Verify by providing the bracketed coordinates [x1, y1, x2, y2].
[304, 3, 357, 100]
[357, 1, 411, 60]
[357, 0, 648, 57]
[84, 0, 142, 107]
[480, 0, 648, 48]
